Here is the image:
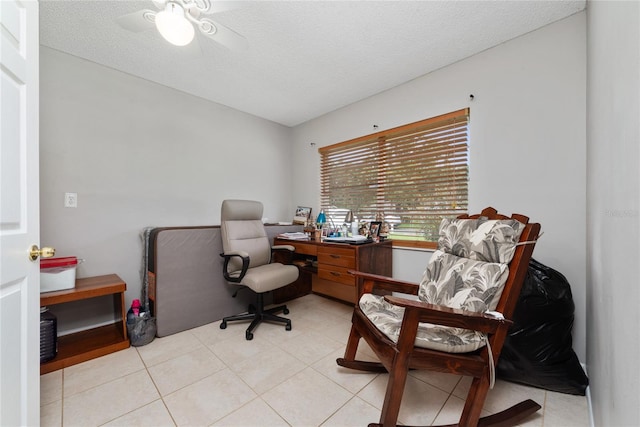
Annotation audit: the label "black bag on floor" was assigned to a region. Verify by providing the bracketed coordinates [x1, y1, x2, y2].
[127, 311, 156, 347]
[497, 259, 589, 395]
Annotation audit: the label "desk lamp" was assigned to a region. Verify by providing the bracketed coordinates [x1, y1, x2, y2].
[344, 210, 355, 236]
[316, 210, 326, 229]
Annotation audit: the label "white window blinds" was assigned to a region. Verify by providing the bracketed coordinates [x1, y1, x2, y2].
[319, 108, 469, 244]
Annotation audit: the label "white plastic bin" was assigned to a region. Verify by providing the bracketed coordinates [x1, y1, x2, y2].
[40, 257, 81, 293]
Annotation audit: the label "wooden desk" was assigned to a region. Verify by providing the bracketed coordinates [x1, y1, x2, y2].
[273, 238, 392, 304]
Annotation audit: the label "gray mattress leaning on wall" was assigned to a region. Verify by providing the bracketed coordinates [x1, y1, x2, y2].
[146, 224, 302, 337]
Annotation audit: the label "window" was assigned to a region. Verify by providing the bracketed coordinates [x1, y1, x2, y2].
[319, 108, 469, 248]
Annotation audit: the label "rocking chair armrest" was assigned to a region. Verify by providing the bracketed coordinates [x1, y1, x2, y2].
[384, 295, 513, 334]
[349, 270, 420, 298]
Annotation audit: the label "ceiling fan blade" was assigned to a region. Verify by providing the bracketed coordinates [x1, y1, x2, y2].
[181, 33, 205, 57]
[151, 0, 166, 10]
[115, 9, 156, 33]
[208, 1, 245, 14]
[200, 20, 248, 51]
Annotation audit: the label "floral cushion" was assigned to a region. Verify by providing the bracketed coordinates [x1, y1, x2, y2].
[360, 250, 509, 353]
[438, 218, 525, 263]
[360, 293, 488, 353]
[418, 250, 509, 311]
[359, 217, 522, 353]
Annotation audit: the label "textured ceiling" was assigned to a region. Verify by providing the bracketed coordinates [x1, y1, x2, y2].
[39, 0, 585, 127]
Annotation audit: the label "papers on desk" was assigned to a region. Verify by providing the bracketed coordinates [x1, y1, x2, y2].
[277, 232, 310, 241]
[348, 235, 367, 242]
[323, 235, 369, 244]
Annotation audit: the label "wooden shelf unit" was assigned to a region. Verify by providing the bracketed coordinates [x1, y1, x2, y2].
[40, 274, 130, 374]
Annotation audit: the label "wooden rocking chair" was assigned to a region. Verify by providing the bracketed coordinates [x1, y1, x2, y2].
[337, 207, 541, 427]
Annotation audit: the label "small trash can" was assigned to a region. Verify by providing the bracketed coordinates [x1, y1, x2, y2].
[40, 307, 57, 363]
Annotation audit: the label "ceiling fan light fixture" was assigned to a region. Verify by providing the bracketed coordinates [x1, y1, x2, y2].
[155, 2, 195, 46]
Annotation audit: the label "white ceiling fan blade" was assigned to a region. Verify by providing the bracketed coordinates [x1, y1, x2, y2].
[208, 1, 246, 14]
[152, 0, 167, 10]
[180, 32, 205, 56]
[115, 9, 156, 33]
[199, 20, 248, 51]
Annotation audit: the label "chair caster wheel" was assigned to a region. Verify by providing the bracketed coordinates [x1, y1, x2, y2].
[285, 322, 292, 331]
[283, 308, 290, 315]
[246, 331, 253, 340]
[220, 321, 227, 329]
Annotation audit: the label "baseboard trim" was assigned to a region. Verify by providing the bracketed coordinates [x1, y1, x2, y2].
[582, 362, 595, 427]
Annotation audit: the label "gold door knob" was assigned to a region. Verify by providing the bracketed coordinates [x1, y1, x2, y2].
[29, 245, 55, 261]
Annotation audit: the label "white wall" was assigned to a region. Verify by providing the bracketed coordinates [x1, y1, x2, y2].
[40, 47, 294, 314]
[40, 13, 590, 362]
[291, 13, 588, 361]
[586, 1, 640, 425]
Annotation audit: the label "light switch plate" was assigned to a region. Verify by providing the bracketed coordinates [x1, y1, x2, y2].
[64, 192, 77, 208]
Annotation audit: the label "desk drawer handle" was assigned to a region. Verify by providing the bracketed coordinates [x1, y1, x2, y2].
[330, 254, 341, 259]
[330, 271, 341, 277]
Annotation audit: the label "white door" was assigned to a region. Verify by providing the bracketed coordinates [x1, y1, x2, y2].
[0, 1, 41, 425]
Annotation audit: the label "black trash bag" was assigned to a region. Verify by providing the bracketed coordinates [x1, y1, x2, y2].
[497, 259, 589, 395]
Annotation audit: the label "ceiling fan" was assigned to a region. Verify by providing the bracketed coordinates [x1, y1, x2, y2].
[116, 0, 247, 50]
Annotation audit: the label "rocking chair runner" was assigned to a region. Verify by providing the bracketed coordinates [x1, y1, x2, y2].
[337, 207, 541, 427]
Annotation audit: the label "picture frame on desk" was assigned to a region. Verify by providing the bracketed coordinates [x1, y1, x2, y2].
[369, 221, 382, 238]
[293, 206, 312, 225]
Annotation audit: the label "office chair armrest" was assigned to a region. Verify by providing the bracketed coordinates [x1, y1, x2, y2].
[349, 270, 420, 298]
[384, 295, 513, 334]
[222, 250, 249, 258]
[219, 251, 250, 283]
[272, 245, 295, 252]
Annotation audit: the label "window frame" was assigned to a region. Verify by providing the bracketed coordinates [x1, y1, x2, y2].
[319, 108, 470, 249]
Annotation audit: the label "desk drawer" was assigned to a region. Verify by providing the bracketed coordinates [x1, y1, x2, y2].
[312, 276, 357, 304]
[280, 241, 317, 256]
[318, 246, 355, 268]
[317, 265, 354, 286]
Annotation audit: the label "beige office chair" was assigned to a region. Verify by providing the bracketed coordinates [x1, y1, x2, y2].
[219, 199, 299, 340]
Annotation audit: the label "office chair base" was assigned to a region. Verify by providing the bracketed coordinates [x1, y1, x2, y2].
[220, 294, 291, 340]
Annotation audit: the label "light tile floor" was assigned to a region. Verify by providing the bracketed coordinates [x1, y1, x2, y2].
[41, 294, 590, 426]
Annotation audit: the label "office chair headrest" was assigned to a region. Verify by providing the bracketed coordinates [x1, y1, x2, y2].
[221, 200, 264, 222]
